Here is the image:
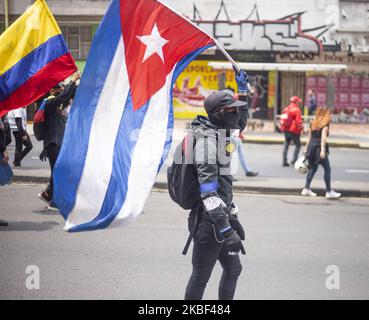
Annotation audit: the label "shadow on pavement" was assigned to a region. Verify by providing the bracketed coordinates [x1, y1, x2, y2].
[282, 199, 335, 206]
[0, 221, 59, 232]
[32, 209, 60, 216]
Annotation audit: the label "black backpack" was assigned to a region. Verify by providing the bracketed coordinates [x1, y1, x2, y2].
[167, 132, 201, 210]
[33, 99, 47, 141]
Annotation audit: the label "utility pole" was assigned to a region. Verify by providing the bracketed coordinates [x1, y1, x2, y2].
[4, 0, 9, 29]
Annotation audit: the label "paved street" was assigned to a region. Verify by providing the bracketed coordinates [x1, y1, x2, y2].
[1, 184, 369, 300]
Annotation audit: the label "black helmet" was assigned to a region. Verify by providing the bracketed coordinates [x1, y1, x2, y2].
[204, 91, 246, 115]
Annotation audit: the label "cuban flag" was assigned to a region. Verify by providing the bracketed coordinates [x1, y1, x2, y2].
[53, 0, 215, 232]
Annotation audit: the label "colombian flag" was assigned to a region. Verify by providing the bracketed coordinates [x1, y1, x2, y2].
[0, 0, 77, 117]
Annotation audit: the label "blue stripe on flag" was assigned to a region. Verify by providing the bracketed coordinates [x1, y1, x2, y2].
[68, 94, 149, 232]
[0, 34, 68, 101]
[53, 0, 121, 219]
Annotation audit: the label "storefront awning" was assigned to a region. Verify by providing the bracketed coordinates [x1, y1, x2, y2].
[208, 62, 348, 72]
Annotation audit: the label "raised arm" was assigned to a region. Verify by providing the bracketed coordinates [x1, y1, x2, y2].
[46, 73, 80, 111]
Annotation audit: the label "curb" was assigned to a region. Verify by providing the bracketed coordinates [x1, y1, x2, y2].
[243, 138, 362, 149]
[154, 181, 369, 198]
[12, 175, 49, 184]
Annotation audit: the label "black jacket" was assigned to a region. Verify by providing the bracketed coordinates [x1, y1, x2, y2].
[0, 116, 11, 154]
[43, 82, 77, 149]
[0, 127, 5, 154]
[188, 95, 248, 236]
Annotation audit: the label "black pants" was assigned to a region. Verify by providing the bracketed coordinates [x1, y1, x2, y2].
[283, 132, 301, 164]
[305, 156, 331, 191]
[45, 143, 60, 201]
[185, 224, 242, 300]
[12, 131, 33, 165]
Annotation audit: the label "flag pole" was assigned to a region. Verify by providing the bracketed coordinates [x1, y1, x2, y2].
[214, 40, 255, 94]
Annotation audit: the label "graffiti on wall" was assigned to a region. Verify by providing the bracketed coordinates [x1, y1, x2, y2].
[277, 51, 369, 72]
[190, 1, 322, 52]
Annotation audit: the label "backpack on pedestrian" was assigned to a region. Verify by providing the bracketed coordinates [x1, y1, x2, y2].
[167, 132, 201, 210]
[279, 106, 293, 132]
[33, 95, 55, 141]
[33, 99, 47, 141]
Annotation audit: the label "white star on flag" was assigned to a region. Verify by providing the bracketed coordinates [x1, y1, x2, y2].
[136, 23, 169, 63]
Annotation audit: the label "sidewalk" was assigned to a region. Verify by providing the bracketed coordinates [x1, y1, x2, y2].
[175, 119, 369, 149]
[9, 119, 369, 198]
[11, 167, 369, 198]
[153, 172, 369, 198]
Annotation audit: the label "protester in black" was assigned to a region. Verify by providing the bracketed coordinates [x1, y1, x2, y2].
[38, 72, 80, 209]
[184, 70, 249, 300]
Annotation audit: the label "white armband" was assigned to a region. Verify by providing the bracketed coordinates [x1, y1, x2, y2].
[203, 196, 226, 211]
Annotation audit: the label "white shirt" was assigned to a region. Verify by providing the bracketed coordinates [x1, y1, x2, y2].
[7, 107, 27, 131]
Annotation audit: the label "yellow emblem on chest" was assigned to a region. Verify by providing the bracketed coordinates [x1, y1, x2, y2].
[226, 142, 236, 153]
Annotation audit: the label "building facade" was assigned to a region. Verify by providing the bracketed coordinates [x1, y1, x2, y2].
[1, 0, 368, 122]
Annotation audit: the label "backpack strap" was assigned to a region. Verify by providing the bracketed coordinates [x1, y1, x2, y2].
[182, 233, 193, 255]
[181, 129, 200, 255]
[182, 207, 200, 255]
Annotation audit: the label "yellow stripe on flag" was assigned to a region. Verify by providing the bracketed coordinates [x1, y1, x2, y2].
[0, 0, 61, 75]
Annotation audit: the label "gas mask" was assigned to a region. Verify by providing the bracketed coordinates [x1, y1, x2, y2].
[208, 108, 239, 130]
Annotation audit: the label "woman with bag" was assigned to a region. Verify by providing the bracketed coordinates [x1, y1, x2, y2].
[301, 107, 341, 199]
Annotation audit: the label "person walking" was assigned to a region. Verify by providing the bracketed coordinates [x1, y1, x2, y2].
[307, 89, 317, 116]
[280, 96, 303, 167]
[233, 131, 258, 178]
[301, 107, 341, 199]
[7, 106, 33, 167]
[183, 70, 249, 300]
[37, 72, 80, 210]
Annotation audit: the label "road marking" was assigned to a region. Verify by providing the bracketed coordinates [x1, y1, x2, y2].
[346, 169, 369, 174]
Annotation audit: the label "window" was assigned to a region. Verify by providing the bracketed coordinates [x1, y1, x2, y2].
[60, 25, 93, 60]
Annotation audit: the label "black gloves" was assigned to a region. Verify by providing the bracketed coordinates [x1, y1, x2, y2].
[223, 203, 246, 254]
[228, 214, 245, 241]
[224, 230, 245, 254]
[39, 149, 48, 161]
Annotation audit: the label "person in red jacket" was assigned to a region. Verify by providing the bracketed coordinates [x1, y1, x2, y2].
[281, 96, 303, 166]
